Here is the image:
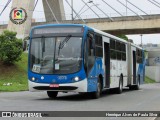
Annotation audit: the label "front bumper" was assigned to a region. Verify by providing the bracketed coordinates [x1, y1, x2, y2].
[29, 79, 87, 92]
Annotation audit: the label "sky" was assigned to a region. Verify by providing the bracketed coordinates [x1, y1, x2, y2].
[0, 0, 160, 45]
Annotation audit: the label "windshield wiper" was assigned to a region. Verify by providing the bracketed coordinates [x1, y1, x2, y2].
[60, 35, 72, 49]
[41, 36, 45, 63]
[58, 35, 72, 56]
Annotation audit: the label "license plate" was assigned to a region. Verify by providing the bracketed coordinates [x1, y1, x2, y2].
[49, 84, 59, 88]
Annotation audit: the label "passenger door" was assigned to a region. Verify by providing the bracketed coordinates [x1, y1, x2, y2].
[103, 37, 110, 88]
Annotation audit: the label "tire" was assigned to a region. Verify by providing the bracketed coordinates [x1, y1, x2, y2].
[47, 91, 58, 98]
[116, 76, 123, 94]
[91, 78, 101, 99]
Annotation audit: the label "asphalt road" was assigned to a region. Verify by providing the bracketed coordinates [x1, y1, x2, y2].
[0, 83, 160, 120]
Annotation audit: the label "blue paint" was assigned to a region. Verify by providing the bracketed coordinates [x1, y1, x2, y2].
[137, 50, 146, 84]
[28, 69, 86, 84]
[87, 58, 104, 92]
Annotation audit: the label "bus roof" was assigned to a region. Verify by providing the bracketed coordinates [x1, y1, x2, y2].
[31, 24, 85, 30]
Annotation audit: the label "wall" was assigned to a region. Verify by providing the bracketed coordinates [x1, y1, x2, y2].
[146, 66, 160, 82]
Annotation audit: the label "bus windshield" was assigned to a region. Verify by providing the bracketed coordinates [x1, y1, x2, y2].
[30, 36, 82, 74]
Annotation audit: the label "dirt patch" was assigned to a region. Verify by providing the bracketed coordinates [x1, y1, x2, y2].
[0, 61, 18, 75]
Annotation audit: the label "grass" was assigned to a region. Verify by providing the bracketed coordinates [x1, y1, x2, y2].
[144, 76, 156, 84]
[0, 53, 28, 92]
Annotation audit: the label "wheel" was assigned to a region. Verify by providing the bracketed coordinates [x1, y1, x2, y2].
[116, 76, 123, 94]
[91, 78, 101, 99]
[47, 91, 58, 98]
[135, 76, 140, 90]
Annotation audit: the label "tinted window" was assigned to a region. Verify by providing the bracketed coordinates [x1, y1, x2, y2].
[122, 53, 126, 61]
[110, 50, 116, 59]
[95, 46, 103, 57]
[95, 34, 103, 57]
[117, 51, 121, 60]
[110, 39, 126, 61]
[110, 40, 115, 49]
[88, 33, 95, 72]
[95, 35, 102, 47]
[121, 43, 126, 52]
[116, 41, 121, 51]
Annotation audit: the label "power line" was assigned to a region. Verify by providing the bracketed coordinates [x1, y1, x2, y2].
[81, 0, 100, 18]
[117, 0, 144, 19]
[91, 2, 114, 21]
[65, 0, 86, 23]
[148, 0, 160, 8]
[101, 0, 123, 17]
[33, 0, 39, 11]
[152, 0, 160, 6]
[0, 0, 12, 16]
[127, 0, 148, 15]
[75, 4, 96, 19]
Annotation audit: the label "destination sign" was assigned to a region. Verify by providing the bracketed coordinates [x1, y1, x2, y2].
[34, 27, 83, 35]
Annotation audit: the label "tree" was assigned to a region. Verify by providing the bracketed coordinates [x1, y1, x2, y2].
[117, 34, 128, 41]
[0, 30, 23, 65]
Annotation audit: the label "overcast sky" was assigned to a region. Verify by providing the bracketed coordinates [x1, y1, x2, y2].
[0, 0, 160, 44]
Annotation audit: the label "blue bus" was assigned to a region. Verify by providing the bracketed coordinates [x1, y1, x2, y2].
[28, 24, 145, 99]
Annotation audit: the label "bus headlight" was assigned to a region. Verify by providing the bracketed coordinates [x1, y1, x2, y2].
[31, 77, 36, 81]
[72, 76, 81, 82]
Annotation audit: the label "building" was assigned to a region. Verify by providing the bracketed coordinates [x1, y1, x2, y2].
[142, 43, 160, 82]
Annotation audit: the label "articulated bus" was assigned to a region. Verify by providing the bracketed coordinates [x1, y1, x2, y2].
[28, 24, 145, 99]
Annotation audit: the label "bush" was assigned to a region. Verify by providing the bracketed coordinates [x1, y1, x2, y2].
[0, 30, 23, 65]
[117, 34, 128, 41]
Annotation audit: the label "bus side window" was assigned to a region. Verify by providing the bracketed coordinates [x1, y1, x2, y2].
[84, 40, 88, 73]
[88, 34, 94, 56]
[88, 33, 95, 73]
